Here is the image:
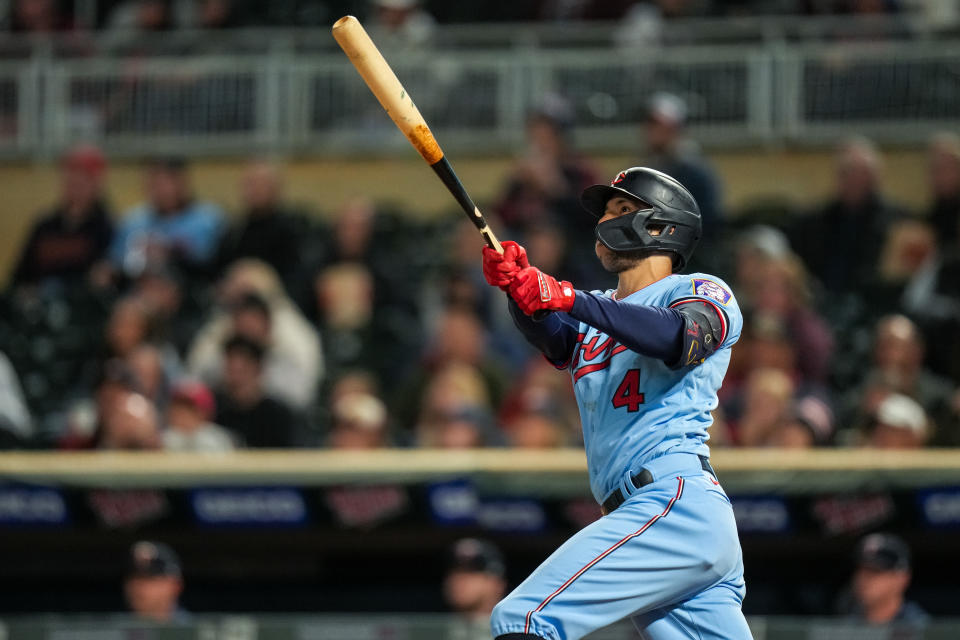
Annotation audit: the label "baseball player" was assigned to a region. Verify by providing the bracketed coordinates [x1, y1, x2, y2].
[482, 167, 750, 640]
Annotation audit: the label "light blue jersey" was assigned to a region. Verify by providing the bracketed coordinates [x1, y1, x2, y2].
[565, 273, 742, 503]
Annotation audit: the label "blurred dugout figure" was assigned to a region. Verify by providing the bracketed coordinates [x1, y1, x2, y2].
[124, 541, 188, 623]
[838, 533, 928, 628]
[444, 538, 507, 624]
[188, 259, 323, 410]
[10, 144, 113, 292]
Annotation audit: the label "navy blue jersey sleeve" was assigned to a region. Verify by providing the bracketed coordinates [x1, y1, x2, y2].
[507, 296, 579, 367]
[568, 291, 684, 363]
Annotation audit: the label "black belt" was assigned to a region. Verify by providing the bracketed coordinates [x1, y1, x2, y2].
[601, 455, 716, 515]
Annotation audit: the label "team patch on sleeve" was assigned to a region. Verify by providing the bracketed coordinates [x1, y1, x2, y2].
[691, 278, 731, 305]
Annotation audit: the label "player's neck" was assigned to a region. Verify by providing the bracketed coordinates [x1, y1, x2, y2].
[616, 255, 673, 299]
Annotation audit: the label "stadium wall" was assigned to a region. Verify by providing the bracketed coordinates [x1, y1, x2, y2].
[0, 148, 928, 284]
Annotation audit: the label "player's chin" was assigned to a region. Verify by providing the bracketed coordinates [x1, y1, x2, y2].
[595, 242, 619, 272]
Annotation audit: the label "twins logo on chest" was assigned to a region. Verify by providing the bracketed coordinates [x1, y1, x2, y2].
[570, 331, 629, 382]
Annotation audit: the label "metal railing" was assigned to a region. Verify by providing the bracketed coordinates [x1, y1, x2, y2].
[2, 40, 960, 159]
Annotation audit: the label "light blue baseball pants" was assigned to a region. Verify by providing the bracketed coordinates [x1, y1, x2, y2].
[490, 452, 752, 640]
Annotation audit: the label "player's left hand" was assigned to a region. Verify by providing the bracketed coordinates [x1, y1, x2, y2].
[508, 266, 576, 315]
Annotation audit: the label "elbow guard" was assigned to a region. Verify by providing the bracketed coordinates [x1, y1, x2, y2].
[671, 300, 727, 368]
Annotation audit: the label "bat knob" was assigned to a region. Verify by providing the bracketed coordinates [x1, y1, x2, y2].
[532, 310, 552, 322]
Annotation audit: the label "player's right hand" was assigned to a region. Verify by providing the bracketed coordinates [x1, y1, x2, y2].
[482, 240, 529, 291]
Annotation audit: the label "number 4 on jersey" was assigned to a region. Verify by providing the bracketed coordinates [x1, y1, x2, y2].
[612, 369, 645, 412]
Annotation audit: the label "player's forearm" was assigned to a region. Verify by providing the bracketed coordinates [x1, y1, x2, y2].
[507, 296, 578, 365]
[569, 291, 683, 363]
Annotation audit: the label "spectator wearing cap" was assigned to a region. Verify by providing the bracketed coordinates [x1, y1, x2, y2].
[110, 157, 224, 278]
[328, 392, 390, 449]
[641, 92, 724, 245]
[10, 144, 113, 292]
[768, 394, 835, 448]
[216, 160, 304, 285]
[792, 137, 906, 295]
[864, 393, 931, 449]
[213, 334, 299, 447]
[444, 538, 507, 622]
[124, 540, 188, 623]
[838, 533, 928, 627]
[163, 380, 235, 452]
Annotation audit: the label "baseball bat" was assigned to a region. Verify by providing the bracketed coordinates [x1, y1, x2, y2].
[331, 15, 503, 254]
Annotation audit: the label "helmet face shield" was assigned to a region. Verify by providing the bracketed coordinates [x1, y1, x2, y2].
[580, 167, 702, 271]
[594, 208, 658, 252]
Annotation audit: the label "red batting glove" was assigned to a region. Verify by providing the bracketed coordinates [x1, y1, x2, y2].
[508, 266, 576, 315]
[482, 240, 529, 291]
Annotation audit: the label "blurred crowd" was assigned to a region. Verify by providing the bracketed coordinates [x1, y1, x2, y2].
[1, 90, 959, 454]
[3, 0, 958, 34]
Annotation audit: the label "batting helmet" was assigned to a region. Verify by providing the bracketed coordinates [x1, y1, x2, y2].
[580, 167, 702, 272]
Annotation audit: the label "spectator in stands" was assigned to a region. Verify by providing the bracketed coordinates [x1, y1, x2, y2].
[498, 358, 580, 445]
[444, 538, 507, 623]
[108, 0, 175, 31]
[10, 145, 113, 292]
[734, 368, 796, 446]
[196, 0, 237, 28]
[414, 362, 501, 448]
[641, 92, 724, 243]
[862, 393, 931, 449]
[214, 334, 299, 447]
[124, 541, 188, 623]
[125, 343, 171, 414]
[9, 0, 72, 31]
[163, 379, 235, 451]
[367, 0, 436, 49]
[878, 219, 938, 292]
[926, 132, 960, 253]
[505, 411, 566, 448]
[328, 392, 390, 449]
[131, 266, 200, 355]
[60, 359, 141, 449]
[217, 160, 303, 284]
[768, 394, 835, 448]
[104, 297, 182, 387]
[98, 391, 161, 450]
[843, 315, 955, 443]
[111, 157, 224, 278]
[396, 308, 507, 431]
[792, 137, 905, 294]
[189, 260, 323, 410]
[838, 533, 928, 627]
[747, 251, 834, 387]
[0, 351, 32, 448]
[494, 95, 600, 242]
